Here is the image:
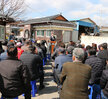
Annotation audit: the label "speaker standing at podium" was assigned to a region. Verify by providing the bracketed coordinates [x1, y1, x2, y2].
[50, 32, 56, 41]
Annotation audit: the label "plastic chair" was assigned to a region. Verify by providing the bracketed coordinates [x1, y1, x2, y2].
[88, 85, 93, 99]
[43, 58, 45, 66]
[88, 85, 101, 99]
[31, 80, 37, 97]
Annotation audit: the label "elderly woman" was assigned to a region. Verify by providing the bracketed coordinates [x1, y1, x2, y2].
[60, 48, 91, 99]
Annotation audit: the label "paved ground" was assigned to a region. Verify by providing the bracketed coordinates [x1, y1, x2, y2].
[18, 62, 59, 99]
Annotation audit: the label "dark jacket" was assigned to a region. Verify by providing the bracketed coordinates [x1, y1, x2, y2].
[100, 69, 108, 98]
[97, 50, 108, 69]
[60, 62, 91, 99]
[50, 35, 56, 41]
[40, 45, 47, 58]
[20, 52, 43, 81]
[85, 55, 103, 84]
[0, 57, 31, 98]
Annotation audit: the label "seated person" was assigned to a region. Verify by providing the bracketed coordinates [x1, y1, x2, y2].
[0, 46, 31, 99]
[20, 45, 45, 90]
[60, 48, 91, 99]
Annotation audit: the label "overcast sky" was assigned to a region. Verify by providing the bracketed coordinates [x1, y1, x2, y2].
[24, 0, 108, 26]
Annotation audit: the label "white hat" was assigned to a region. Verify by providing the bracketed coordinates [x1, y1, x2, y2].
[37, 40, 41, 44]
[16, 42, 22, 47]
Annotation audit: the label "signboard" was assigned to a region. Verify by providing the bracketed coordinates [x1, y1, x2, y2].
[0, 25, 5, 41]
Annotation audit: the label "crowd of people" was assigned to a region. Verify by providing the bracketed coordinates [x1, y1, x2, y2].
[0, 38, 49, 99]
[0, 36, 108, 99]
[52, 40, 108, 99]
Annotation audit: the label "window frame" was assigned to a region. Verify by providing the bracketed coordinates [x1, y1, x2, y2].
[36, 30, 44, 37]
[46, 30, 51, 37]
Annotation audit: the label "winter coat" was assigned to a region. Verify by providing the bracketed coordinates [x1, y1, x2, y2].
[97, 50, 108, 69]
[0, 57, 31, 98]
[60, 62, 91, 99]
[85, 55, 104, 84]
[20, 52, 43, 81]
[100, 69, 108, 98]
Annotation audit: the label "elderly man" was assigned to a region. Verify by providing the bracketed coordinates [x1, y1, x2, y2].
[54, 47, 72, 85]
[66, 46, 74, 62]
[60, 48, 91, 99]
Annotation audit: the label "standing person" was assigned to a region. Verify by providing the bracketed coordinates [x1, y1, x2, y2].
[35, 40, 44, 59]
[9, 31, 15, 41]
[16, 42, 24, 59]
[97, 43, 108, 69]
[50, 31, 56, 41]
[60, 48, 91, 99]
[21, 40, 30, 52]
[40, 40, 47, 59]
[46, 40, 51, 60]
[0, 46, 31, 99]
[85, 49, 104, 99]
[20, 45, 45, 90]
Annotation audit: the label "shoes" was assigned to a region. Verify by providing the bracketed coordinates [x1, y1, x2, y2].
[39, 85, 45, 90]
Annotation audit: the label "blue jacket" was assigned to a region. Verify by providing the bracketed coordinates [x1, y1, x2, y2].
[55, 54, 72, 72]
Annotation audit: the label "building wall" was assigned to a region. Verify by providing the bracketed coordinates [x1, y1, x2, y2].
[35, 30, 50, 41]
[54, 30, 62, 41]
[81, 35, 108, 47]
[72, 30, 78, 42]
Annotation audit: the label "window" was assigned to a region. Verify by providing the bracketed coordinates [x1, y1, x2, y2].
[37, 30, 44, 36]
[46, 30, 51, 37]
[0, 26, 5, 40]
[24, 29, 29, 39]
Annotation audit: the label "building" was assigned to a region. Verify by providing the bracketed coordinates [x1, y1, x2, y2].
[19, 14, 76, 42]
[6, 21, 23, 36]
[0, 14, 15, 41]
[0, 14, 6, 41]
[71, 18, 100, 40]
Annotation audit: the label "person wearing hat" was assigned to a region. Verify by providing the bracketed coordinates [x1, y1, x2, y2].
[16, 42, 24, 59]
[60, 48, 91, 99]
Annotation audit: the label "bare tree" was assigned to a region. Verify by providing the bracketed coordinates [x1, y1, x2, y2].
[0, 0, 25, 21]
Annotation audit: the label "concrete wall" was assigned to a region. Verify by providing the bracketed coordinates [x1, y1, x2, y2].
[81, 35, 108, 47]
[72, 30, 78, 42]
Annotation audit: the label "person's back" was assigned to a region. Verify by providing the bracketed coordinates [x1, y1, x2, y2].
[85, 55, 103, 84]
[65, 46, 74, 62]
[20, 52, 41, 81]
[0, 46, 31, 98]
[60, 48, 91, 99]
[97, 43, 108, 69]
[100, 68, 108, 98]
[20, 45, 45, 90]
[60, 62, 91, 99]
[55, 53, 68, 71]
[85, 49, 103, 99]
[54, 47, 72, 85]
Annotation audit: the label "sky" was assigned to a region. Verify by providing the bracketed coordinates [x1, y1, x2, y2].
[23, 0, 108, 26]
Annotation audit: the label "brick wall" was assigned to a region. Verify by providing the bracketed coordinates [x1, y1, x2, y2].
[54, 30, 62, 41]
